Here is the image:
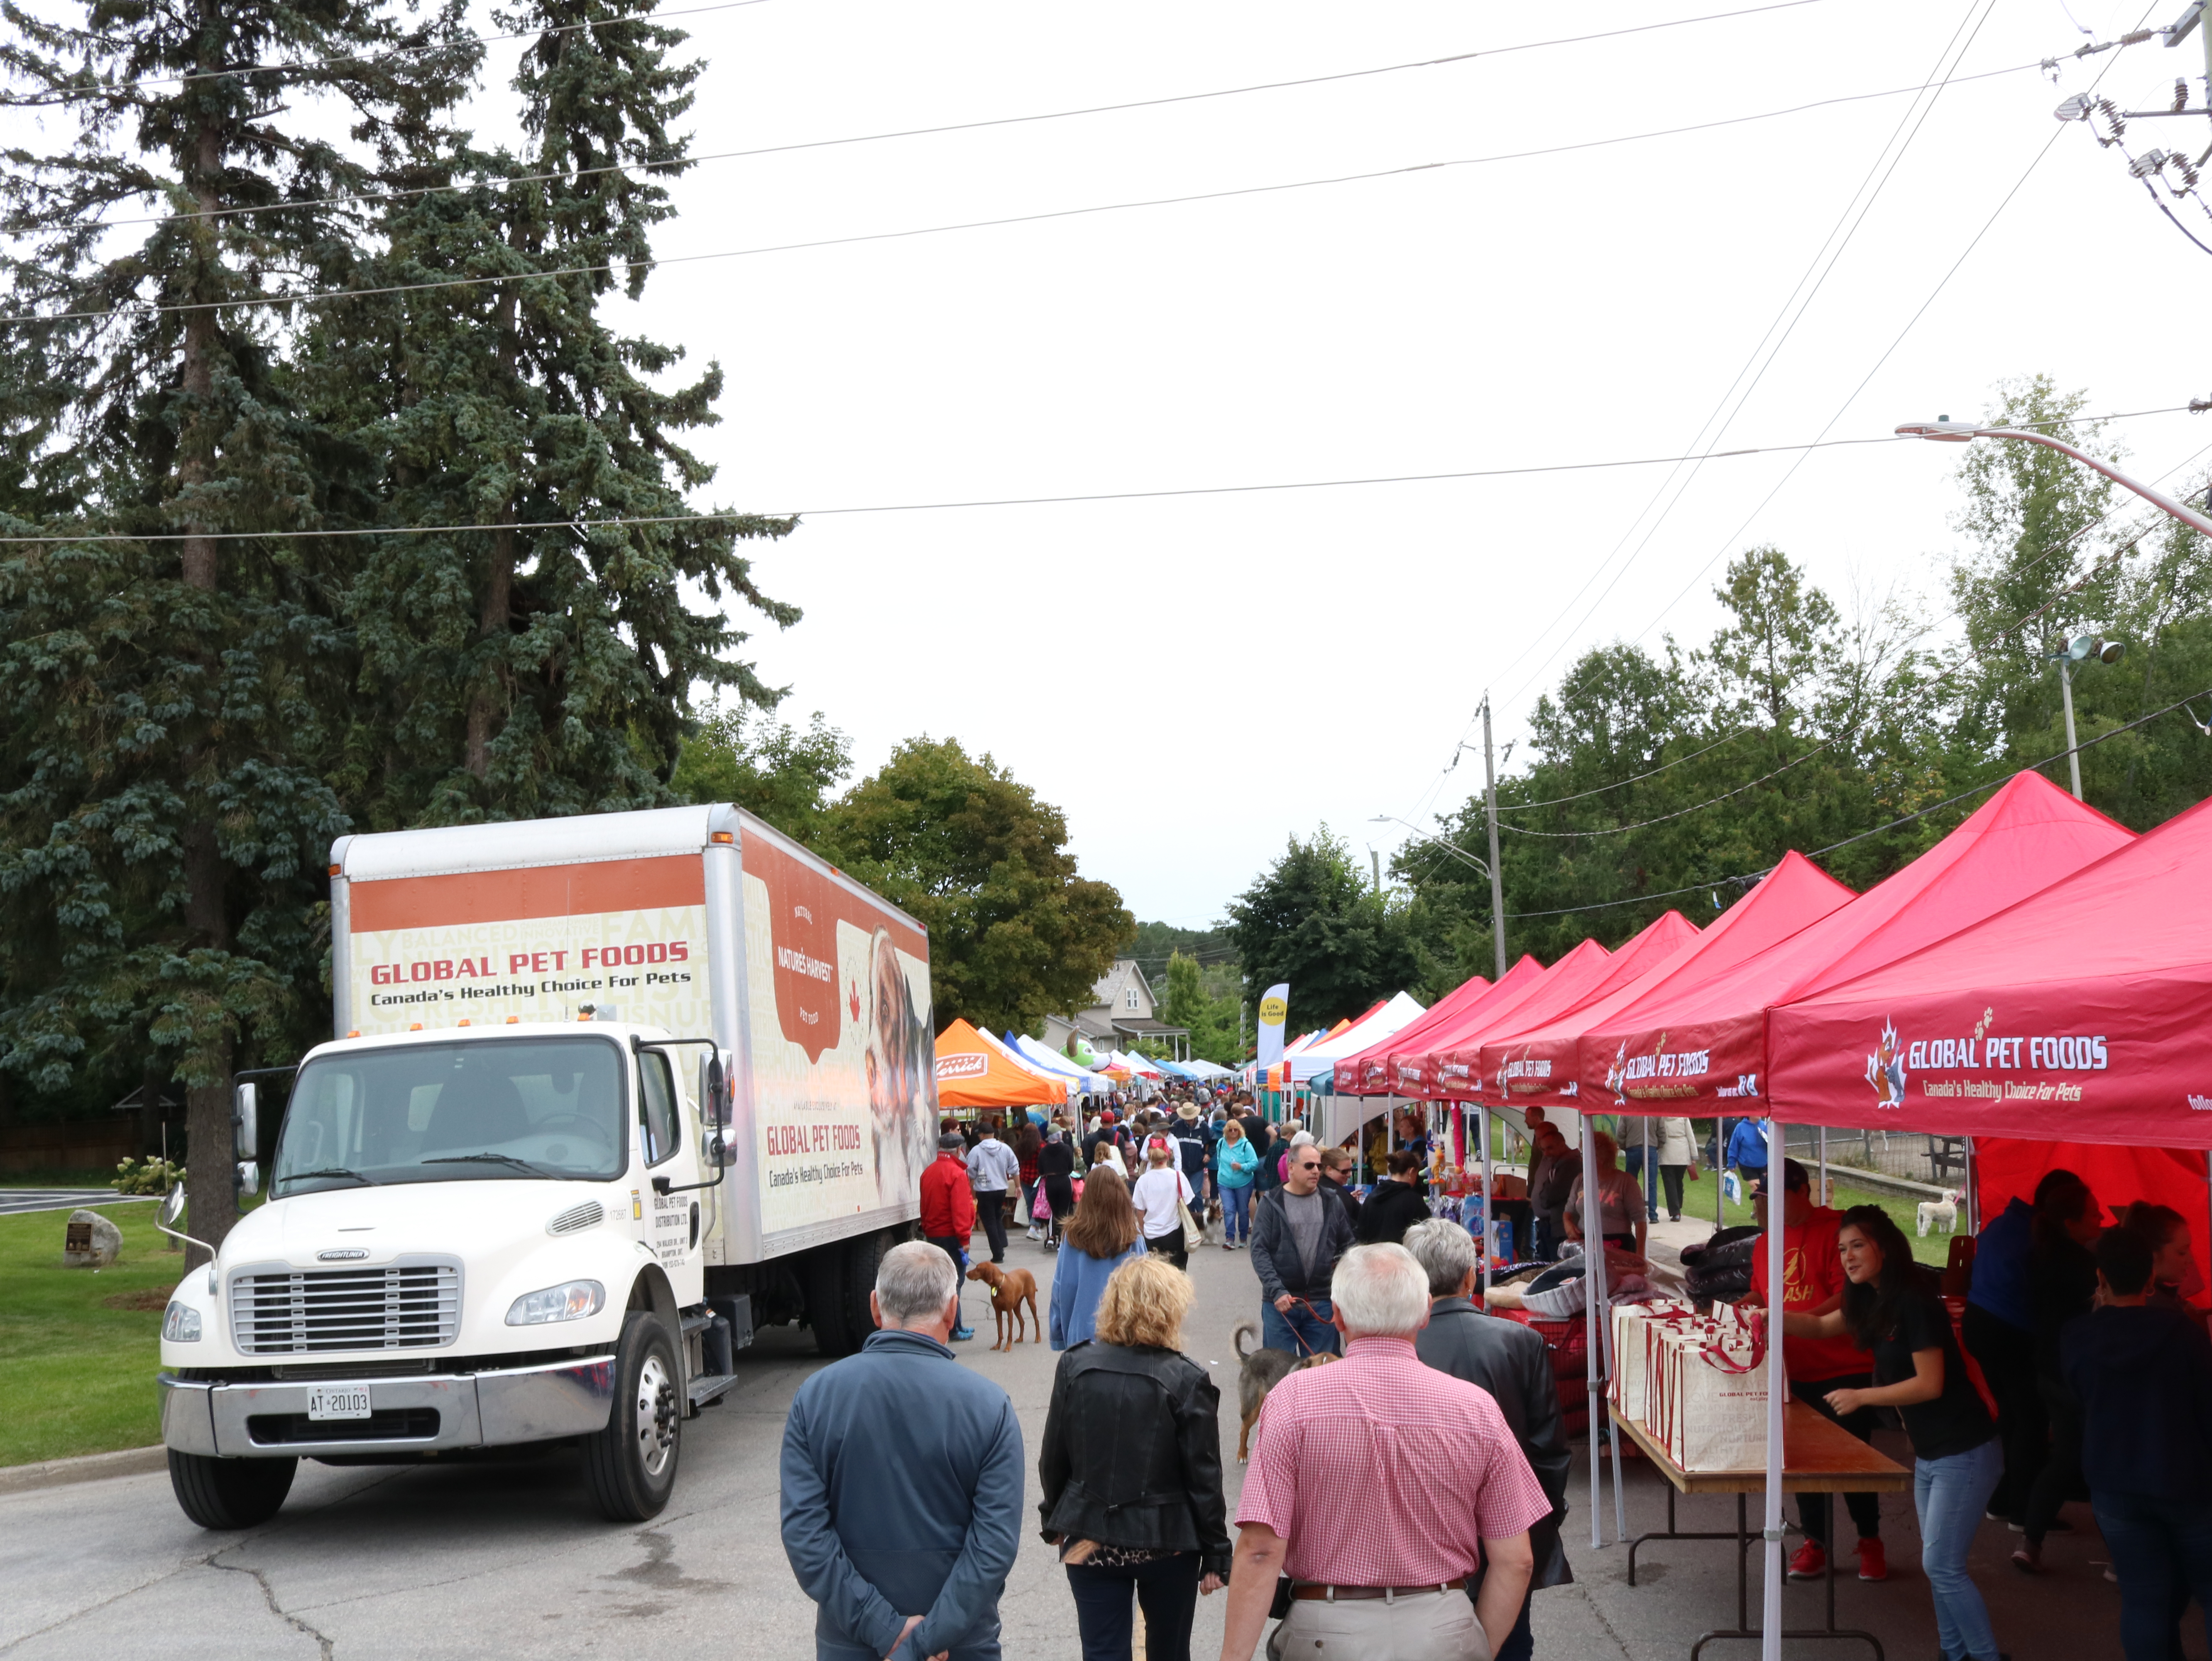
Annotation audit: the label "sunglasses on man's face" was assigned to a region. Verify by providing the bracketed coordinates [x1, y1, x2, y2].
[1296, 1160, 1321, 1172]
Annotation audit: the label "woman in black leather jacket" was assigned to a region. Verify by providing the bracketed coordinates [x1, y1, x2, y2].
[1038, 1253, 1231, 1661]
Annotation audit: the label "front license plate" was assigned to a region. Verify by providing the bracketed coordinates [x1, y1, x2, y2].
[306, 1386, 372, 1421]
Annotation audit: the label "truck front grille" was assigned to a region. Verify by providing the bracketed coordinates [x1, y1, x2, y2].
[229, 1262, 461, 1354]
[247, 1408, 440, 1445]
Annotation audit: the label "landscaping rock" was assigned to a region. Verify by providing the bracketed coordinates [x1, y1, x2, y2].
[63, 1208, 122, 1268]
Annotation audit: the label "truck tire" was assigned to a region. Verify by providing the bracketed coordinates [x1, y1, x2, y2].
[810, 1229, 893, 1358]
[167, 1450, 297, 1530]
[582, 1310, 682, 1521]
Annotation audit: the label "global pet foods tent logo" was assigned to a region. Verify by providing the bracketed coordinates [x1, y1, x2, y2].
[1865, 1017, 1907, 1108]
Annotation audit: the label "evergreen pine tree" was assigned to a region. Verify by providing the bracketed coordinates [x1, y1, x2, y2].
[0, 0, 478, 1253]
[315, 0, 797, 830]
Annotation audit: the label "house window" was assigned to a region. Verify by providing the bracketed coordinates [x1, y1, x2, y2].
[1125, 987, 1139, 1011]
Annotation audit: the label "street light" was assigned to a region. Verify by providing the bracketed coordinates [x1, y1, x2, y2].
[2046, 634, 2126, 800]
[1896, 416, 2212, 799]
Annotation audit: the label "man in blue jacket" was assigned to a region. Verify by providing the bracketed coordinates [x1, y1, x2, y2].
[781, 1241, 1024, 1659]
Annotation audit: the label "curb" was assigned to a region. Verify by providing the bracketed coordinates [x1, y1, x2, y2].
[0, 1444, 167, 1497]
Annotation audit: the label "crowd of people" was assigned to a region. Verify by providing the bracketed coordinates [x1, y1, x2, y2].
[793, 1092, 2212, 1661]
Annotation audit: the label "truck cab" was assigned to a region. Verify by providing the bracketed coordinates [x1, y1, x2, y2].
[158, 1019, 746, 1529]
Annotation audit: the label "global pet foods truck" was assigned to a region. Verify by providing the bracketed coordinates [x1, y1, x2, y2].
[156, 805, 937, 1528]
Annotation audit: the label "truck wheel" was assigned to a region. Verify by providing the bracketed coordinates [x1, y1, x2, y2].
[839, 1229, 892, 1341]
[582, 1311, 681, 1521]
[168, 1450, 296, 1530]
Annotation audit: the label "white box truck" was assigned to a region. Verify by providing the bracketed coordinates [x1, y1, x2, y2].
[156, 805, 937, 1528]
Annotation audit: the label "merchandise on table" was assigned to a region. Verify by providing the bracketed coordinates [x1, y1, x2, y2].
[1641, 1302, 1771, 1471]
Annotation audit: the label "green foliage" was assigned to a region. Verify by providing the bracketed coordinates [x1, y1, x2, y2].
[671, 703, 852, 842]
[1228, 827, 1419, 1031]
[111, 1156, 182, 1197]
[1129, 920, 1234, 965]
[1158, 950, 1247, 1065]
[816, 738, 1134, 1033]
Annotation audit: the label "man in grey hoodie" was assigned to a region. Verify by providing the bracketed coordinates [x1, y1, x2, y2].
[1249, 1139, 1354, 1357]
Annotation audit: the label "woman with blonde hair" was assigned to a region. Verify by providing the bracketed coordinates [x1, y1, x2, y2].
[1050, 1166, 1147, 1350]
[1214, 1117, 1259, 1249]
[1039, 1254, 1229, 1661]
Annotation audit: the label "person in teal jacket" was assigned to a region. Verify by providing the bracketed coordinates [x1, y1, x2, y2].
[1215, 1119, 1261, 1248]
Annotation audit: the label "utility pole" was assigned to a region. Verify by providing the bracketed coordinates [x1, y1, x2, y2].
[2058, 656, 2084, 800]
[1483, 694, 1507, 978]
[1369, 847, 1382, 895]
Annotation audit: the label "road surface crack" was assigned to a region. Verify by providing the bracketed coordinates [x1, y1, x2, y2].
[210, 1558, 335, 1661]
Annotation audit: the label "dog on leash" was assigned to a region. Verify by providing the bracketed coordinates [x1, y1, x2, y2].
[1917, 1188, 1960, 1237]
[1232, 1319, 1336, 1462]
[965, 1261, 1040, 1351]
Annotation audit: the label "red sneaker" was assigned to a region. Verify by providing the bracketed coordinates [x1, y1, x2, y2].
[1787, 1541, 1827, 1580]
[1856, 1539, 1888, 1581]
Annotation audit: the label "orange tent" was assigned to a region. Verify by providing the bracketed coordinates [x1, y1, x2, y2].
[934, 1018, 1066, 1112]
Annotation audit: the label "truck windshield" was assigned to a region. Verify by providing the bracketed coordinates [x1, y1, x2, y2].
[273, 1037, 626, 1196]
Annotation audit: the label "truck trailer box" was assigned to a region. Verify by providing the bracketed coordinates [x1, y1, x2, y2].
[330, 804, 938, 1266]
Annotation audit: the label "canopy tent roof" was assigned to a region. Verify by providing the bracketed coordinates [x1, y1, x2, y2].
[1764, 783, 2212, 1146]
[974, 1025, 1077, 1098]
[1011, 1033, 1113, 1093]
[1332, 969, 1495, 1094]
[1396, 943, 1611, 1100]
[1593, 772, 2134, 1115]
[1110, 1049, 1167, 1079]
[1181, 1058, 1236, 1080]
[1433, 938, 1621, 1097]
[1465, 910, 1702, 1103]
[1488, 851, 1859, 1112]
[935, 1019, 1066, 1110]
[1386, 956, 1556, 1099]
[1285, 991, 1427, 1083]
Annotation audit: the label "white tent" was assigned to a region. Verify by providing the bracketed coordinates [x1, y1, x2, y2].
[1284, 992, 1427, 1083]
[1180, 1058, 1235, 1080]
[973, 1027, 1078, 1098]
[1011, 1033, 1112, 1093]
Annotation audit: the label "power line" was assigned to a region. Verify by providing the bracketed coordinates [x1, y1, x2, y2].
[1506, 679, 2210, 917]
[0, 0, 776, 106]
[0, 58, 2055, 331]
[6, 408, 2199, 544]
[1495, 728, 1755, 811]
[55, 0, 1842, 232]
[1617, 2, 2158, 659]
[1499, 739, 1834, 836]
[1491, 0, 2002, 723]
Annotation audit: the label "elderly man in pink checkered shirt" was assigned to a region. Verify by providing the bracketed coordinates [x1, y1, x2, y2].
[1219, 1243, 1547, 1661]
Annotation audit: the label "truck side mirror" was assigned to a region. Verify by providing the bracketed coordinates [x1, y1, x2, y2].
[234, 1081, 258, 1160]
[237, 1161, 260, 1197]
[708, 1132, 737, 1169]
[160, 1187, 186, 1228]
[700, 1051, 736, 1128]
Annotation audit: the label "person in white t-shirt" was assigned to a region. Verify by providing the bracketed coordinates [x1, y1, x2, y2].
[1131, 1141, 1196, 1270]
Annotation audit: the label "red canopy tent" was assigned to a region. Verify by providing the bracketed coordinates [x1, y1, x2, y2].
[1767, 782, 2212, 1146]
[1578, 772, 2131, 1112]
[1422, 938, 1614, 1100]
[1484, 851, 1857, 1112]
[1376, 955, 1550, 1100]
[1469, 911, 1703, 1103]
[1331, 967, 1498, 1095]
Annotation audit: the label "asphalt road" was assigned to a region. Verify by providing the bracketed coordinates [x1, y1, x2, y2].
[0, 1215, 2151, 1660]
[0, 1188, 157, 1218]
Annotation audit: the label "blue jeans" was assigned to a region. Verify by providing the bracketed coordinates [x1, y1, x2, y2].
[2092, 1488, 2212, 1661]
[1064, 1551, 1199, 1661]
[1913, 1435, 2004, 1661]
[1222, 1184, 1251, 1243]
[1262, 1296, 1338, 1359]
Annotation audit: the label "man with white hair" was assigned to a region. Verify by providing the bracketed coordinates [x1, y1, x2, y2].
[781, 1241, 1023, 1660]
[1220, 1244, 1547, 1661]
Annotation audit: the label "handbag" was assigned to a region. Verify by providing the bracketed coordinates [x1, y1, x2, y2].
[1032, 1183, 1052, 1222]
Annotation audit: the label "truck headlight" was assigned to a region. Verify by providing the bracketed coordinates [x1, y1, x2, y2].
[505, 1280, 605, 1325]
[162, 1301, 203, 1342]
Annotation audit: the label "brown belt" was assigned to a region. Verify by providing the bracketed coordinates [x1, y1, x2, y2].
[1290, 1579, 1467, 1602]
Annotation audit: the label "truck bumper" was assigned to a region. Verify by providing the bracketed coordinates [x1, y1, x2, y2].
[159, 1355, 617, 1460]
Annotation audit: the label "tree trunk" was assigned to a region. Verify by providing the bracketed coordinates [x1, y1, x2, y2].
[179, 56, 235, 1268]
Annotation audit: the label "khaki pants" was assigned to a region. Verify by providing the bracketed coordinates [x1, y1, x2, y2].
[1267, 1588, 1492, 1661]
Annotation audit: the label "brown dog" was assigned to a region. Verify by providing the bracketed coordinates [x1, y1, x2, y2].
[1231, 1319, 1336, 1461]
[966, 1261, 1039, 1352]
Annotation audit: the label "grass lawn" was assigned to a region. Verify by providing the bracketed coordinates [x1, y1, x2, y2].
[0, 1200, 185, 1465]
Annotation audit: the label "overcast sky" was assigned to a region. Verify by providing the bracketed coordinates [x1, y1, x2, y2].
[88, 0, 2212, 931]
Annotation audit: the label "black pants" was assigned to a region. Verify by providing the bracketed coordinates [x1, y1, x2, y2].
[1962, 1303, 2044, 1523]
[974, 1190, 1008, 1262]
[2024, 1377, 2085, 1546]
[1792, 1374, 1883, 1546]
[1659, 1164, 1688, 1219]
[1064, 1552, 1199, 1661]
[1146, 1225, 1187, 1271]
